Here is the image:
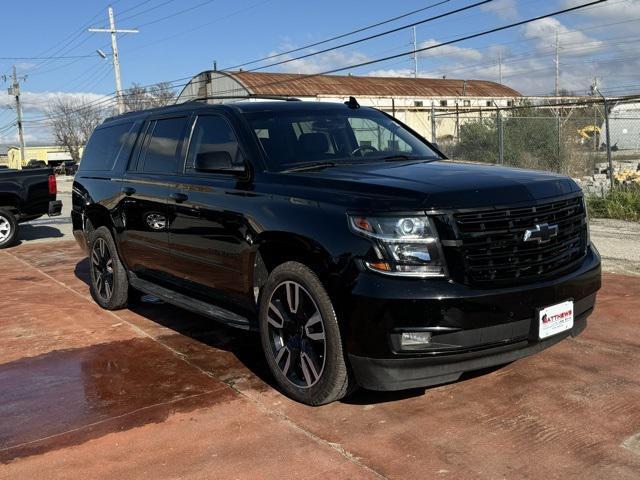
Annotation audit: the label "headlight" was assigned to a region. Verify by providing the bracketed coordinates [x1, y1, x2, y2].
[348, 215, 446, 277]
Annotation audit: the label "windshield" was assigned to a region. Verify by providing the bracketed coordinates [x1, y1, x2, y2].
[243, 108, 441, 172]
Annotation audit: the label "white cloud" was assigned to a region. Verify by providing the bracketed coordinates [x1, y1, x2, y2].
[19, 91, 108, 115]
[563, 0, 640, 22]
[523, 17, 603, 53]
[480, 0, 519, 20]
[0, 91, 111, 145]
[367, 68, 415, 78]
[271, 49, 370, 74]
[418, 39, 483, 61]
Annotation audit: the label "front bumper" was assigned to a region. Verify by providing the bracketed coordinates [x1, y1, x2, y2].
[343, 245, 601, 391]
[350, 311, 589, 391]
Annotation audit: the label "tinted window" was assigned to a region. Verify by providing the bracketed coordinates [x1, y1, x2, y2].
[141, 116, 189, 174]
[81, 122, 135, 171]
[244, 109, 439, 171]
[186, 115, 244, 172]
[348, 117, 413, 153]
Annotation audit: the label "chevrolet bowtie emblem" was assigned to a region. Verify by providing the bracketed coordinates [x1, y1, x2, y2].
[523, 223, 558, 244]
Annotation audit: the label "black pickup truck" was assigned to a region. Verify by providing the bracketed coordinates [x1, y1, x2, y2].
[72, 99, 601, 405]
[0, 168, 62, 248]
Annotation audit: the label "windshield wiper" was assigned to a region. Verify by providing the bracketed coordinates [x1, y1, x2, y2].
[382, 154, 412, 162]
[382, 155, 440, 162]
[283, 161, 339, 173]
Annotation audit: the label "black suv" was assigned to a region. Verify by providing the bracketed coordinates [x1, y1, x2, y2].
[72, 99, 601, 405]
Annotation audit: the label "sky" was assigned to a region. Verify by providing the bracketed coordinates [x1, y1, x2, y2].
[1, 0, 639, 144]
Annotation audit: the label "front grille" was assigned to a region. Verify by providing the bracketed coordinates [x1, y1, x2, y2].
[450, 196, 587, 286]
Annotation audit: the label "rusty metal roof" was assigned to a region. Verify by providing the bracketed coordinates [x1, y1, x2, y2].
[227, 71, 520, 98]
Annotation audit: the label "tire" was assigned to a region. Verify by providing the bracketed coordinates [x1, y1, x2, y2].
[0, 209, 18, 249]
[259, 261, 355, 405]
[89, 226, 130, 310]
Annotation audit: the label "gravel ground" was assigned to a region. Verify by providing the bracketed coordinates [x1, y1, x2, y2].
[590, 218, 640, 276]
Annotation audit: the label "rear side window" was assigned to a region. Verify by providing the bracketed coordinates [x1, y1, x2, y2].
[185, 115, 244, 172]
[81, 122, 135, 171]
[140, 116, 189, 174]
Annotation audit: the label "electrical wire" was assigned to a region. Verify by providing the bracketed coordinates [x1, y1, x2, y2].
[239, 0, 495, 73]
[208, 0, 609, 97]
[20, 0, 614, 125]
[225, 0, 452, 70]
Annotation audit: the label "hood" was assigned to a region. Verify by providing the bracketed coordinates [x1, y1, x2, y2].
[271, 160, 580, 211]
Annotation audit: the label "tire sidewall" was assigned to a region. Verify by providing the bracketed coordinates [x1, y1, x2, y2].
[89, 226, 129, 310]
[259, 262, 347, 405]
[0, 209, 18, 249]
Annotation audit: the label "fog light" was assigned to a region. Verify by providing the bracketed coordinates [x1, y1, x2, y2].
[401, 331, 432, 347]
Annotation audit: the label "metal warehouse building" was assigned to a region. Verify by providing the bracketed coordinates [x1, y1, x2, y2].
[177, 70, 521, 142]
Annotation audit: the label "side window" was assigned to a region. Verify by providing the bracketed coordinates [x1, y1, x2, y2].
[80, 122, 135, 171]
[348, 117, 413, 153]
[186, 115, 244, 172]
[140, 116, 189, 174]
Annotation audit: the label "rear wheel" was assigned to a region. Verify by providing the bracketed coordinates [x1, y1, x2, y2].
[259, 261, 354, 405]
[89, 226, 130, 310]
[0, 209, 18, 249]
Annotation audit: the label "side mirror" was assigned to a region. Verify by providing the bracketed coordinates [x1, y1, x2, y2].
[194, 151, 243, 173]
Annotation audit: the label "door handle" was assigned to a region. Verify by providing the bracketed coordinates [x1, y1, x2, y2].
[169, 192, 188, 203]
[122, 186, 136, 196]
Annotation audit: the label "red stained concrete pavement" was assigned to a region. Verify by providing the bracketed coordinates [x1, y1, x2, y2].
[1, 240, 639, 479]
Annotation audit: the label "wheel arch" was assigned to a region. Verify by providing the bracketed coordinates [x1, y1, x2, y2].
[83, 204, 118, 245]
[0, 193, 20, 214]
[254, 232, 336, 287]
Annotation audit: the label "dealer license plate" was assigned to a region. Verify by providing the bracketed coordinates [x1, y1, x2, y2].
[538, 300, 574, 339]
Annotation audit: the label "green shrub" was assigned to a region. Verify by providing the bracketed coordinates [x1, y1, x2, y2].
[587, 185, 640, 222]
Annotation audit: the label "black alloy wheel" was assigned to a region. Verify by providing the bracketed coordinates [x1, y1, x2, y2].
[91, 237, 114, 302]
[88, 226, 130, 310]
[259, 261, 354, 405]
[266, 280, 327, 389]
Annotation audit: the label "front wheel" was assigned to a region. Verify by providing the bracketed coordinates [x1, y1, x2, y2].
[259, 262, 355, 405]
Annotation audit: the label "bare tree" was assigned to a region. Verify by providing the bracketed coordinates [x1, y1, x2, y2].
[46, 96, 107, 163]
[123, 82, 176, 112]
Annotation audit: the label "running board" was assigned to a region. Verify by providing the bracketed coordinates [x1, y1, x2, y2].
[129, 274, 252, 330]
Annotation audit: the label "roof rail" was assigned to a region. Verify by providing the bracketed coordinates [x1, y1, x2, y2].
[186, 94, 302, 103]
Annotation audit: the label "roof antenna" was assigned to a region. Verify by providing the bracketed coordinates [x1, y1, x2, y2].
[344, 96, 360, 109]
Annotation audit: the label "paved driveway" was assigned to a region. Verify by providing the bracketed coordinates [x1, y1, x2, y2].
[0, 241, 639, 479]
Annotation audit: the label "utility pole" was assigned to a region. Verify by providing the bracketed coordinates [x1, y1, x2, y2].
[594, 85, 614, 191]
[591, 77, 598, 152]
[498, 50, 503, 84]
[412, 27, 418, 79]
[3, 66, 26, 164]
[554, 29, 560, 97]
[89, 6, 138, 114]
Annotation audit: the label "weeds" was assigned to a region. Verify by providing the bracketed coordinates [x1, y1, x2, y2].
[587, 185, 640, 222]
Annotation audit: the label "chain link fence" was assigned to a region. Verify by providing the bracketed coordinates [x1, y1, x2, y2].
[431, 98, 640, 196]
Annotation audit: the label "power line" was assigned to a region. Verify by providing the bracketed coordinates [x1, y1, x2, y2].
[135, 0, 219, 28]
[124, 0, 273, 55]
[432, 30, 640, 78]
[238, 0, 495, 73]
[23, 0, 127, 74]
[23, 0, 611, 125]
[98, 0, 180, 26]
[226, 0, 452, 70]
[207, 0, 609, 97]
[0, 54, 96, 60]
